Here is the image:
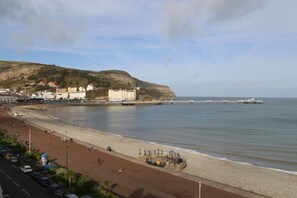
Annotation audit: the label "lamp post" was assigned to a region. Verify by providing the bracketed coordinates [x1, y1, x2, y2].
[28, 128, 31, 155]
[66, 145, 69, 188]
[198, 181, 201, 198]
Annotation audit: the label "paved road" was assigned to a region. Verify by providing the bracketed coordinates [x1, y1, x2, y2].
[0, 156, 51, 198]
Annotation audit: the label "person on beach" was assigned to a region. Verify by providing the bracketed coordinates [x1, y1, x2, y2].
[98, 158, 101, 164]
[107, 146, 112, 151]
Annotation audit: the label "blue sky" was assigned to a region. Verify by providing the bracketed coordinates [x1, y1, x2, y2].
[1, 0, 297, 97]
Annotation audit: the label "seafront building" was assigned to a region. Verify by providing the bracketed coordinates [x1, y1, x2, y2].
[0, 95, 18, 104]
[0, 84, 137, 103]
[108, 89, 136, 102]
[67, 87, 77, 93]
[68, 91, 86, 100]
[55, 88, 68, 100]
[86, 84, 94, 91]
[40, 91, 55, 100]
[36, 86, 88, 100]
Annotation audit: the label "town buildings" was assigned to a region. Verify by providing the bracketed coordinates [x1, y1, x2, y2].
[0, 84, 138, 103]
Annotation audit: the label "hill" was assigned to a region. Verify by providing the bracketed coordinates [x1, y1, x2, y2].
[0, 60, 176, 100]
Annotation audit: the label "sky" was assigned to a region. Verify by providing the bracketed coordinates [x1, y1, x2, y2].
[1, 0, 297, 97]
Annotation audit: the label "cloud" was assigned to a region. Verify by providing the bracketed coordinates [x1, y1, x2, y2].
[205, 0, 267, 23]
[0, 0, 21, 19]
[161, 0, 268, 42]
[0, 0, 77, 46]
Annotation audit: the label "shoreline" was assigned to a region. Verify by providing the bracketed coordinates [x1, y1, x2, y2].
[44, 105, 297, 176]
[11, 106, 297, 198]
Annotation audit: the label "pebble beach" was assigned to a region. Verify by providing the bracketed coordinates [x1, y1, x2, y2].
[11, 106, 297, 198]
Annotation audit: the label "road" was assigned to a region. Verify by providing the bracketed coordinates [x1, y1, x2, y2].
[0, 156, 51, 198]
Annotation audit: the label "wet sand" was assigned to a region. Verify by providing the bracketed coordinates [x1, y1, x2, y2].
[2, 106, 290, 197]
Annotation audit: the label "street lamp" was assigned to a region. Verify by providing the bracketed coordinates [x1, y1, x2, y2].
[28, 128, 31, 155]
[66, 145, 69, 188]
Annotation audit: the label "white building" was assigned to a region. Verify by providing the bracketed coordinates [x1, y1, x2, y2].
[55, 92, 69, 100]
[69, 92, 86, 100]
[108, 89, 136, 102]
[68, 87, 77, 93]
[78, 87, 86, 92]
[41, 91, 55, 100]
[86, 84, 94, 91]
[67, 87, 86, 100]
[0, 95, 18, 103]
[55, 88, 68, 100]
[0, 89, 10, 93]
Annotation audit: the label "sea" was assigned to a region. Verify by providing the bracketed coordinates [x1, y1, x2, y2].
[46, 97, 297, 173]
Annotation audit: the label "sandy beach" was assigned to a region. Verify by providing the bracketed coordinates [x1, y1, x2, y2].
[5, 106, 297, 197]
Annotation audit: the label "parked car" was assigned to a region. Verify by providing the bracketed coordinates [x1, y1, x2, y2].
[48, 184, 64, 197]
[30, 171, 42, 181]
[63, 194, 79, 198]
[1, 149, 8, 156]
[1, 186, 11, 197]
[10, 156, 18, 164]
[37, 176, 50, 187]
[20, 165, 33, 173]
[4, 153, 13, 160]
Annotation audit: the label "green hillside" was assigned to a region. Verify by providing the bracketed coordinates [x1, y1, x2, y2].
[0, 60, 176, 100]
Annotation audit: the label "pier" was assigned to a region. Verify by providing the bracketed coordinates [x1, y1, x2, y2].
[42, 98, 264, 106]
[160, 98, 264, 105]
[121, 98, 264, 105]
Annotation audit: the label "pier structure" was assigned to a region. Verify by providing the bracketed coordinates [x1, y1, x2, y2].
[161, 98, 264, 105]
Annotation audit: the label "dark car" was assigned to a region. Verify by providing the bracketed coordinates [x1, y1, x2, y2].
[30, 171, 42, 181]
[48, 184, 64, 197]
[1, 149, 8, 157]
[37, 176, 50, 187]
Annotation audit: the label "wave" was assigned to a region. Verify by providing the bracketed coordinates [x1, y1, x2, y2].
[48, 115, 59, 120]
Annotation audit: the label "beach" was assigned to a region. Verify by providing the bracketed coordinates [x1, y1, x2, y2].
[4, 106, 297, 197]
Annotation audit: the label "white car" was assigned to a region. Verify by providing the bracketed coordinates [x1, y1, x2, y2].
[10, 156, 18, 164]
[64, 194, 79, 198]
[20, 165, 32, 173]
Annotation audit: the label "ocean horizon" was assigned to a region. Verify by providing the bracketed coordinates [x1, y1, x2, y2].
[46, 97, 297, 173]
